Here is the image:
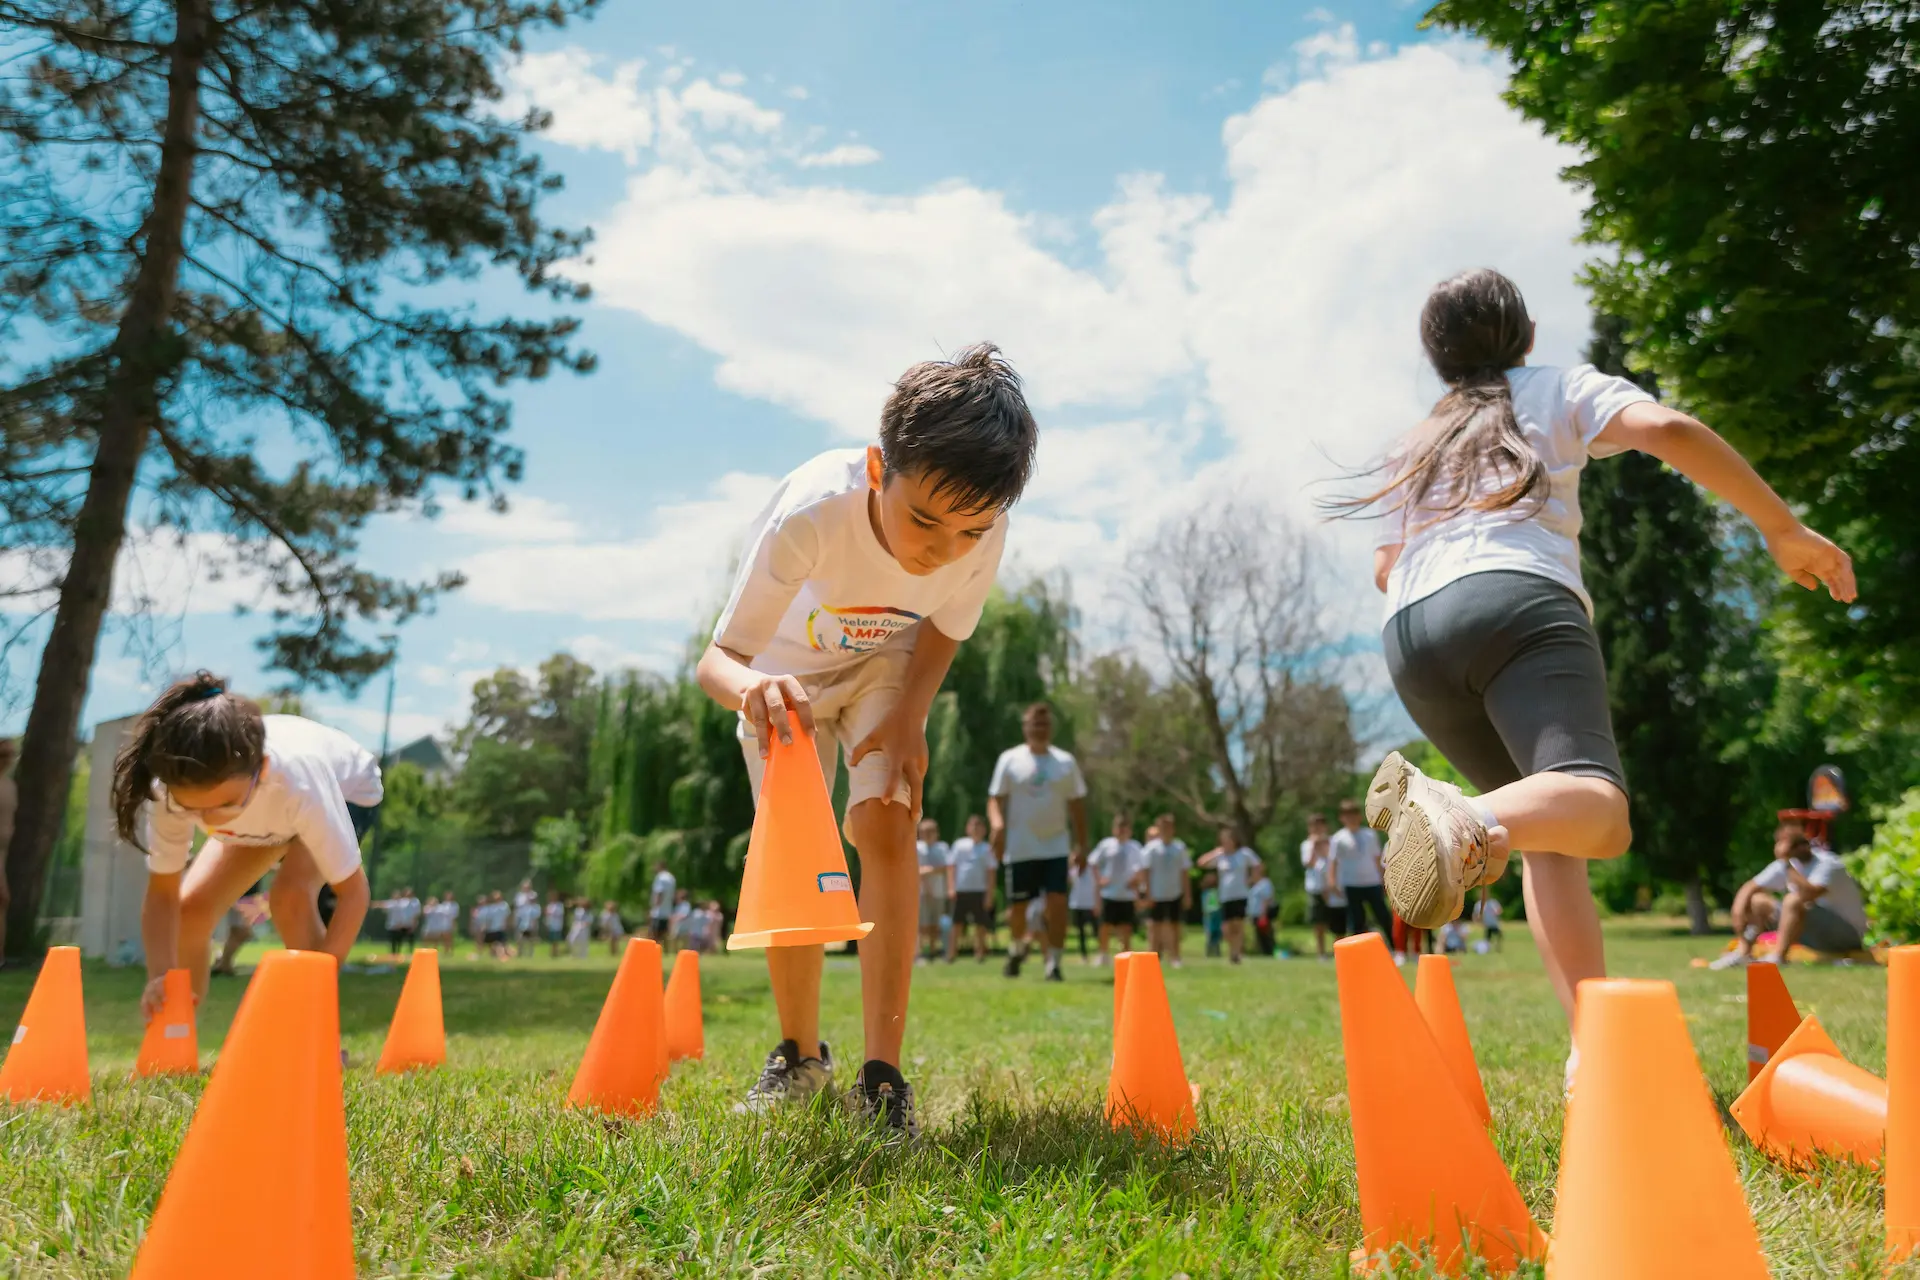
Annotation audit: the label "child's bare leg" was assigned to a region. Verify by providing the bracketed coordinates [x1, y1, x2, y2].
[766, 944, 825, 1059]
[1008, 893, 1031, 953]
[267, 846, 328, 953]
[179, 840, 285, 1004]
[848, 798, 917, 1067]
[1226, 917, 1245, 962]
[1044, 891, 1068, 952]
[1481, 774, 1631, 862]
[1522, 852, 1605, 1024]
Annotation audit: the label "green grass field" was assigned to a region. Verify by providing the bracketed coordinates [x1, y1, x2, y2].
[0, 921, 1909, 1278]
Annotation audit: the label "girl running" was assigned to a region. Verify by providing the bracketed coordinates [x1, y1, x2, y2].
[1339, 268, 1854, 1057]
[118, 672, 382, 1020]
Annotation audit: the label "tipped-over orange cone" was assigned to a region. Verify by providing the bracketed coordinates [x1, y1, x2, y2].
[1888, 946, 1920, 1261]
[376, 948, 445, 1074]
[728, 727, 874, 949]
[1731, 1013, 1886, 1167]
[134, 969, 199, 1077]
[0, 945, 89, 1104]
[1549, 979, 1767, 1278]
[664, 950, 704, 1062]
[568, 937, 667, 1117]
[1105, 952, 1195, 1141]
[1414, 956, 1491, 1127]
[128, 950, 352, 1280]
[1336, 933, 1543, 1274]
[1746, 962, 1801, 1081]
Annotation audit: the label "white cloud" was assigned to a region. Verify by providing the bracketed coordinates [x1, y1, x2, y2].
[505, 50, 654, 161]
[679, 78, 784, 134]
[314, 704, 449, 750]
[798, 143, 883, 169]
[717, 71, 746, 88]
[1, 531, 276, 619]
[565, 632, 684, 674]
[434, 496, 582, 543]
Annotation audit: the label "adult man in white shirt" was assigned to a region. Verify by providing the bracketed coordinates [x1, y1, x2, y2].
[1714, 822, 1869, 967]
[916, 818, 953, 965]
[946, 814, 997, 961]
[649, 863, 677, 944]
[989, 702, 1089, 983]
[1332, 799, 1392, 940]
[1087, 813, 1145, 966]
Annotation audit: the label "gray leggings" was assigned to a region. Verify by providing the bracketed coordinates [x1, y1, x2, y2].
[1382, 571, 1627, 795]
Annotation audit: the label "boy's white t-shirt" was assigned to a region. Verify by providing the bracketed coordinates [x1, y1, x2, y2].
[1752, 852, 1868, 935]
[1089, 837, 1144, 902]
[712, 449, 1009, 678]
[1481, 897, 1504, 927]
[917, 839, 952, 890]
[989, 745, 1088, 863]
[383, 896, 420, 930]
[1067, 861, 1098, 911]
[1375, 363, 1656, 620]
[1213, 847, 1261, 901]
[650, 870, 676, 919]
[544, 901, 565, 930]
[1331, 826, 1383, 890]
[1246, 877, 1276, 919]
[949, 836, 997, 893]
[144, 714, 383, 883]
[1300, 838, 1331, 895]
[1144, 838, 1192, 902]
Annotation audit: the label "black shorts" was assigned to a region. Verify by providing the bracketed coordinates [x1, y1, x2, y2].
[1150, 899, 1184, 924]
[484, 930, 507, 945]
[1006, 857, 1070, 903]
[650, 917, 671, 942]
[1221, 897, 1248, 921]
[1311, 899, 1342, 927]
[953, 891, 993, 928]
[1071, 907, 1097, 927]
[546, 924, 565, 942]
[1101, 899, 1137, 927]
[1383, 571, 1627, 795]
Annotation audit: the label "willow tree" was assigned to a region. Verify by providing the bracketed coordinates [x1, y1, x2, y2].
[0, 0, 597, 953]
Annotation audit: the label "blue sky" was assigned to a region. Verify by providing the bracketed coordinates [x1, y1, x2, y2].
[3, 0, 1604, 751]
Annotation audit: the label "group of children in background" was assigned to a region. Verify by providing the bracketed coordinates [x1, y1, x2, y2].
[367, 880, 725, 962]
[1298, 801, 1504, 964]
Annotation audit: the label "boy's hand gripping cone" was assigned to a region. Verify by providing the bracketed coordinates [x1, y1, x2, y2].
[134, 969, 199, 1077]
[128, 950, 353, 1280]
[0, 945, 90, 1104]
[727, 726, 874, 950]
[1746, 962, 1801, 1081]
[1336, 933, 1543, 1274]
[664, 949, 704, 1062]
[1548, 979, 1768, 1279]
[1414, 955, 1491, 1126]
[1731, 1013, 1886, 1167]
[376, 948, 446, 1074]
[568, 937, 668, 1116]
[1888, 946, 1920, 1261]
[1105, 951, 1196, 1141]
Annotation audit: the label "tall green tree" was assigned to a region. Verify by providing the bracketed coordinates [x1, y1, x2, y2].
[451, 654, 600, 840]
[1429, 0, 1919, 738]
[0, 0, 598, 953]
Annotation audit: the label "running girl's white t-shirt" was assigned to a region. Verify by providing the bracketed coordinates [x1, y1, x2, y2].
[1375, 363, 1655, 620]
[145, 715, 382, 883]
[1144, 838, 1192, 902]
[1089, 837, 1144, 902]
[1068, 861, 1098, 911]
[713, 449, 1009, 678]
[1213, 847, 1261, 902]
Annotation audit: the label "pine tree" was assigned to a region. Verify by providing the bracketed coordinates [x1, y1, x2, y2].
[0, 0, 597, 952]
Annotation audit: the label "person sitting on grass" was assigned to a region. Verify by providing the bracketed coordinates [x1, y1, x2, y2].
[117, 672, 381, 1028]
[1713, 821, 1869, 968]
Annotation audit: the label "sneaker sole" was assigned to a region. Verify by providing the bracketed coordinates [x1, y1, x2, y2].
[1366, 751, 1412, 832]
[1381, 792, 1461, 930]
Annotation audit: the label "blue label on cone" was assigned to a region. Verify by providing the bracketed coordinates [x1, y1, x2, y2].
[816, 872, 852, 894]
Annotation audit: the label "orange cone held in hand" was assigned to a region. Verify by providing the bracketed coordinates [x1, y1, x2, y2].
[1548, 979, 1767, 1279]
[568, 937, 667, 1117]
[728, 726, 874, 950]
[1887, 946, 1920, 1261]
[664, 950, 704, 1062]
[134, 969, 199, 1077]
[1747, 962, 1801, 1081]
[1336, 933, 1543, 1274]
[1731, 1014, 1886, 1167]
[1415, 956, 1491, 1127]
[128, 950, 352, 1280]
[376, 948, 445, 1074]
[0, 945, 90, 1104]
[1105, 952, 1195, 1141]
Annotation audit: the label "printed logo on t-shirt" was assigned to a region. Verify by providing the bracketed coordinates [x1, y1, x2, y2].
[805, 604, 922, 653]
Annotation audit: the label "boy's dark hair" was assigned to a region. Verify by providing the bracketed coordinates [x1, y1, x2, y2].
[112, 671, 267, 849]
[879, 342, 1037, 515]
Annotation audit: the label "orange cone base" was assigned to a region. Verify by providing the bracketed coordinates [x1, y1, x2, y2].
[727, 920, 873, 950]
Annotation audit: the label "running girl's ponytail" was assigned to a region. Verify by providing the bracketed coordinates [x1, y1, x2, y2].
[1328, 268, 1548, 527]
[111, 671, 266, 847]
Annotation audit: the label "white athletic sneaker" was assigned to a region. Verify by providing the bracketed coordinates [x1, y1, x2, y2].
[1367, 751, 1510, 930]
[735, 1039, 834, 1115]
[1708, 950, 1752, 971]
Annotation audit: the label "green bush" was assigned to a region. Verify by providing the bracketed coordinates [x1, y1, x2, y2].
[1850, 786, 1920, 943]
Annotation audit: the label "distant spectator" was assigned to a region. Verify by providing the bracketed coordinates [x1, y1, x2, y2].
[1333, 799, 1392, 940]
[649, 863, 676, 944]
[1714, 822, 1868, 968]
[1246, 864, 1277, 957]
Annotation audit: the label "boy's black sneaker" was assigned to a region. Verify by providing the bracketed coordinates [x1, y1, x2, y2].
[1003, 946, 1025, 978]
[849, 1061, 919, 1138]
[1043, 957, 1064, 982]
[734, 1038, 833, 1114]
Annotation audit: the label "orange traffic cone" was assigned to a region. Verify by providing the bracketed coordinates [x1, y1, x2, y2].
[1336, 933, 1543, 1274]
[727, 727, 874, 949]
[134, 969, 199, 1077]
[1105, 952, 1195, 1141]
[1548, 978, 1768, 1278]
[664, 950, 704, 1062]
[568, 937, 667, 1117]
[1746, 962, 1801, 1081]
[128, 950, 352, 1279]
[1731, 1014, 1886, 1167]
[375, 949, 445, 1074]
[1888, 946, 1920, 1262]
[1414, 956, 1491, 1127]
[1112, 951, 1140, 1029]
[0, 945, 90, 1104]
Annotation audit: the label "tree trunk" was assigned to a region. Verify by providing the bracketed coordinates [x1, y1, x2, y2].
[2, 0, 208, 957]
[1685, 869, 1711, 936]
